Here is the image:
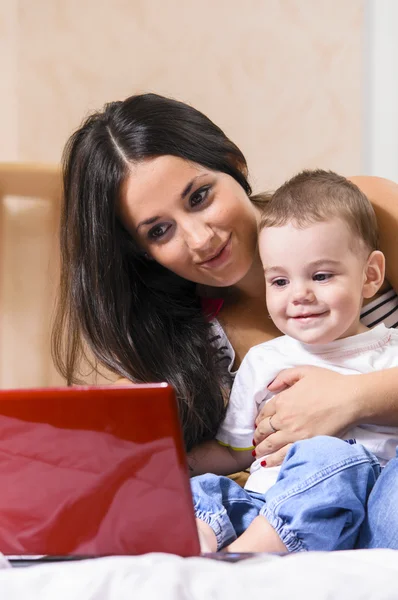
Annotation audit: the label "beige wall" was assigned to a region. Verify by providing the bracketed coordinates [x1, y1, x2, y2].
[0, 0, 365, 388]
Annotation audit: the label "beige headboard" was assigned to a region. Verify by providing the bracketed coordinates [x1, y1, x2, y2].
[0, 163, 63, 389]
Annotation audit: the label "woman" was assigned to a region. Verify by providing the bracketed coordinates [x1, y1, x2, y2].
[53, 93, 398, 548]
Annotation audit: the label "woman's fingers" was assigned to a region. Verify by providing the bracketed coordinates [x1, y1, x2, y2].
[255, 397, 276, 429]
[253, 430, 289, 459]
[253, 413, 281, 447]
[253, 429, 293, 467]
[267, 366, 308, 392]
[255, 366, 357, 449]
[261, 443, 293, 468]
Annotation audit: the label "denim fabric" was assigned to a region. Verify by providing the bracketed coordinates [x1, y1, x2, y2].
[191, 436, 381, 552]
[191, 474, 264, 550]
[358, 446, 398, 549]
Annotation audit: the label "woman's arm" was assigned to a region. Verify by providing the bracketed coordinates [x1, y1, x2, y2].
[253, 365, 398, 466]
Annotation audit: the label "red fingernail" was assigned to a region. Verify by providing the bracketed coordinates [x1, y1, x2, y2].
[252, 438, 256, 446]
[252, 450, 256, 457]
[261, 460, 267, 467]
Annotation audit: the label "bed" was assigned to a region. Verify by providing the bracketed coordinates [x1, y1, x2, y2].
[0, 550, 397, 599]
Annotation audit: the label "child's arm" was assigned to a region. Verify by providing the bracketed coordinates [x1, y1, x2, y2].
[188, 440, 253, 477]
[188, 346, 274, 476]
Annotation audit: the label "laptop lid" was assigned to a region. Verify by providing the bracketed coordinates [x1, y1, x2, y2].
[0, 384, 200, 557]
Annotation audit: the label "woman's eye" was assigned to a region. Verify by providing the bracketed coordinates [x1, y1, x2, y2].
[148, 224, 170, 240]
[313, 273, 333, 282]
[190, 186, 210, 208]
[272, 278, 288, 287]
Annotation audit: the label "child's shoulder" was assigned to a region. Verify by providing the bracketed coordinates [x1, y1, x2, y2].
[385, 325, 398, 343]
[245, 334, 296, 361]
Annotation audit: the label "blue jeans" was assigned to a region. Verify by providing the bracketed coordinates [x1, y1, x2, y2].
[358, 449, 398, 548]
[191, 436, 389, 552]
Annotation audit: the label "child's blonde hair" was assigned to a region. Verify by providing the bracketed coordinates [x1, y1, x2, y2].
[260, 170, 379, 252]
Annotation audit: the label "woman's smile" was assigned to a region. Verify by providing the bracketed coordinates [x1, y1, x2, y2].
[197, 234, 232, 269]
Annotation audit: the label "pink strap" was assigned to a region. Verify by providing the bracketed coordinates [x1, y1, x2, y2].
[201, 297, 224, 320]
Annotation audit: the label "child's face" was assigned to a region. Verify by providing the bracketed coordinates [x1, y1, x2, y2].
[259, 218, 372, 344]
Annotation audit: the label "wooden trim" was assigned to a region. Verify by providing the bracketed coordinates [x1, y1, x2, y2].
[0, 163, 62, 387]
[0, 163, 61, 200]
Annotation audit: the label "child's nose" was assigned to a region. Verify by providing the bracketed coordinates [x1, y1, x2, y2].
[291, 287, 316, 304]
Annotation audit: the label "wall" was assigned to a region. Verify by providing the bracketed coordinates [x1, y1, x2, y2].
[365, 0, 398, 182]
[0, 0, 365, 387]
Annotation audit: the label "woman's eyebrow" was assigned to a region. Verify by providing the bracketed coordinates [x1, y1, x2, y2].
[136, 215, 160, 231]
[180, 174, 208, 200]
[136, 174, 209, 231]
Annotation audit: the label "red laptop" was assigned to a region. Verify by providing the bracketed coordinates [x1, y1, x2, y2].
[0, 384, 200, 558]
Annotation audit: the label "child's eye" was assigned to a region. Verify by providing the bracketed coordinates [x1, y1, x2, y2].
[148, 223, 170, 240]
[313, 273, 333, 282]
[190, 186, 211, 208]
[272, 278, 288, 287]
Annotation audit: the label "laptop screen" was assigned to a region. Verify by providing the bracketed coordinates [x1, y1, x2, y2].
[0, 385, 200, 557]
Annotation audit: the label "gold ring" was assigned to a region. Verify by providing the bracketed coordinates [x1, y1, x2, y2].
[269, 416, 278, 433]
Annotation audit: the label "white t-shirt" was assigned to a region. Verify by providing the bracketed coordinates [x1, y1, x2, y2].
[216, 323, 398, 494]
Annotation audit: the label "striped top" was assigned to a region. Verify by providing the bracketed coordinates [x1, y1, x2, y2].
[210, 288, 398, 378]
[360, 288, 398, 329]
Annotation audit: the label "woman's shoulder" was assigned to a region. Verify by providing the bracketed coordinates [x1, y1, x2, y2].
[348, 175, 398, 201]
[349, 175, 398, 294]
[348, 175, 398, 222]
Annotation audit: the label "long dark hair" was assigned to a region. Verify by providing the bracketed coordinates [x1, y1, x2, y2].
[52, 93, 254, 451]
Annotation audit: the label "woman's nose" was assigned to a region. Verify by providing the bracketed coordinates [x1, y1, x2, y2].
[184, 223, 214, 252]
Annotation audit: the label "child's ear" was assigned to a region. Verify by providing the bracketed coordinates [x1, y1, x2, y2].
[363, 250, 385, 299]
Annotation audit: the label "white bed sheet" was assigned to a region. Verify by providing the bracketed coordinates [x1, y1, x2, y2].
[0, 550, 397, 599]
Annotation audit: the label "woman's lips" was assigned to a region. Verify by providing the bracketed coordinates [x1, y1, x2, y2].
[199, 236, 232, 269]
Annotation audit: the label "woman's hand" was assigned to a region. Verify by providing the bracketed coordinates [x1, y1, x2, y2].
[252, 366, 363, 466]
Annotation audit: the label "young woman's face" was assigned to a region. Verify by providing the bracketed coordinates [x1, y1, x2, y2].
[119, 155, 260, 287]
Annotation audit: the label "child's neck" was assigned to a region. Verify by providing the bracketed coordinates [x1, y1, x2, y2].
[286, 321, 371, 346]
[306, 322, 370, 346]
[335, 318, 369, 341]
[353, 322, 370, 336]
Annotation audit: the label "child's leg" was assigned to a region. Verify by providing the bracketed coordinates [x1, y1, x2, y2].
[358, 445, 398, 548]
[191, 473, 264, 551]
[196, 518, 218, 552]
[255, 436, 381, 552]
[225, 515, 287, 553]
[193, 437, 380, 553]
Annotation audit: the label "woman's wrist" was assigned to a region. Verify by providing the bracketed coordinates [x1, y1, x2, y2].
[351, 367, 398, 426]
[348, 373, 374, 426]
